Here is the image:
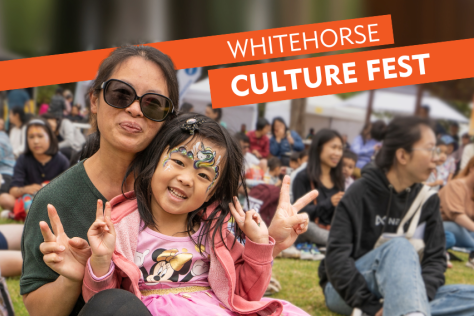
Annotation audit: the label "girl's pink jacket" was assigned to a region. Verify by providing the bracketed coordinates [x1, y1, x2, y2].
[82, 192, 284, 315]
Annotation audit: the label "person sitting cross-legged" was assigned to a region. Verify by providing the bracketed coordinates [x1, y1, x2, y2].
[320, 116, 474, 316]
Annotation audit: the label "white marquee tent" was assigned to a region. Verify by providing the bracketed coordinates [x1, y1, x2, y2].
[183, 78, 258, 133]
[336, 90, 468, 123]
[265, 95, 367, 143]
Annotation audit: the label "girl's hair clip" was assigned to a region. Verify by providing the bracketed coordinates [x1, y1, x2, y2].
[181, 117, 206, 135]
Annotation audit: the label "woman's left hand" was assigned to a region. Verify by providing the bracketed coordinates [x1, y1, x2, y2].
[268, 175, 318, 258]
[287, 131, 294, 145]
[229, 197, 269, 245]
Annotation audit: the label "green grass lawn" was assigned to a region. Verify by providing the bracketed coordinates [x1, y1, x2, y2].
[2, 213, 473, 315]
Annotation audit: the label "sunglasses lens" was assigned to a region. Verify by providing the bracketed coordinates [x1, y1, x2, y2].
[104, 80, 135, 108]
[141, 94, 171, 121]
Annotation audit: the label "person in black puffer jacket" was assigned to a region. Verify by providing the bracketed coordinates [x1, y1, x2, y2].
[319, 116, 474, 316]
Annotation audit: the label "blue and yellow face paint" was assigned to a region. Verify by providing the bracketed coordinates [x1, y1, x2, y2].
[163, 141, 221, 192]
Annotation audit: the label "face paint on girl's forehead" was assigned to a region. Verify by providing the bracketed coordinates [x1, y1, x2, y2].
[163, 142, 222, 191]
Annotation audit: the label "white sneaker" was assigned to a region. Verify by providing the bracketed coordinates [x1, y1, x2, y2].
[309, 244, 325, 261]
[0, 210, 12, 219]
[466, 258, 474, 269]
[280, 245, 301, 259]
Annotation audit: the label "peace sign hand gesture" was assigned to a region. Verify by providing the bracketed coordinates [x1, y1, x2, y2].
[229, 197, 269, 245]
[268, 175, 318, 258]
[39, 204, 91, 283]
[87, 200, 116, 278]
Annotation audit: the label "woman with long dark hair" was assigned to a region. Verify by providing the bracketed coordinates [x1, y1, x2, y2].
[21, 45, 180, 316]
[292, 129, 344, 249]
[321, 116, 474, 316]
[21, 46, 315, 316]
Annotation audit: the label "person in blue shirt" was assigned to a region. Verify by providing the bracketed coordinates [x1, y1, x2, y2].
[269, 117, 304, 166]
[351, 120, 386, 169]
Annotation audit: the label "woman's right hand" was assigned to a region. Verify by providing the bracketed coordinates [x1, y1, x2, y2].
[39, 204, 91, 283]
[87, 200, 116, 277]
[331, 192, 344, 207]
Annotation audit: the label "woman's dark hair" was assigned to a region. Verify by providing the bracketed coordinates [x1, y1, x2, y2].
[370, 120, 387, 141]
[206, 104, 222, 122]
[24, 118, 58, 156]
[374, 116, 433, 170]
[179, 102, 194, 114]
[81, 45, 179, 160]
[307, 128, 344, 191]
[256, 117, 269, 131]
[41, 113, 62, 133]
[128, 113, 246, 251]
[10, 107, 26, 127]
[271, 117, 288, 138]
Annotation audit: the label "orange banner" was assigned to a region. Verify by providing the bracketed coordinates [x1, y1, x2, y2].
[0, 15, 393, 90]
[208, 38, 474, 108]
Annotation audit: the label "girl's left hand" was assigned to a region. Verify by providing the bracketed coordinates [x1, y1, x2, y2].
[229, 197, 269, 245]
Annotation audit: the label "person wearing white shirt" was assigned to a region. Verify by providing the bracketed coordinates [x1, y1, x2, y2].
[8, 107, 26, 159]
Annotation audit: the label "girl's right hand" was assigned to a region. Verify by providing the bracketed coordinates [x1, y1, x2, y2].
[87, 200, 116, 277]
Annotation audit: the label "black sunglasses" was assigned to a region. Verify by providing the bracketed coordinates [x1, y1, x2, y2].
[100, 79, 174, 122]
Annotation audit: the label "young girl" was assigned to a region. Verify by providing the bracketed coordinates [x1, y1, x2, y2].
[81, 113, 309, 315]
[0, 118, 69, 220]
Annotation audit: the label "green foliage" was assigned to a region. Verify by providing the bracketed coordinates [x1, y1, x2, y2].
[36, 84, 59, 106]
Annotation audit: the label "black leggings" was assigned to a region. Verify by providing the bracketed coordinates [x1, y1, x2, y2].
[78, 289, 151, 316]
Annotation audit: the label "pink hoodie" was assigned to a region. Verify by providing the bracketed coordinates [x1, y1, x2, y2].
[82, 192, 284, 315]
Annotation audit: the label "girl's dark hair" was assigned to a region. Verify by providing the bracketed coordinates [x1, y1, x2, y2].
[24, 118, 58, 156]
[81, 45, 179, 160]
[41, 113, 62, 133]
[128, 113, 246, 251]
[374, 116, 433, 170]
[307, 128, 344, 191]
[10, 107, 26, 126]
[206, 104, 222, 122]
[271, 117, 288, 138]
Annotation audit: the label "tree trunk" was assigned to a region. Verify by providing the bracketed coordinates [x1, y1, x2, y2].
[290, 98, 306, 137]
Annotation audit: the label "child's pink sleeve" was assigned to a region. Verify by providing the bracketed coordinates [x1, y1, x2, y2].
[231, 235, 275, 301]
[82, 258, 121, 302]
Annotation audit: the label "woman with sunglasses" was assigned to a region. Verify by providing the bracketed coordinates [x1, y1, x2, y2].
[21, 46, 178, 316]
[21, 46, 313, 316]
